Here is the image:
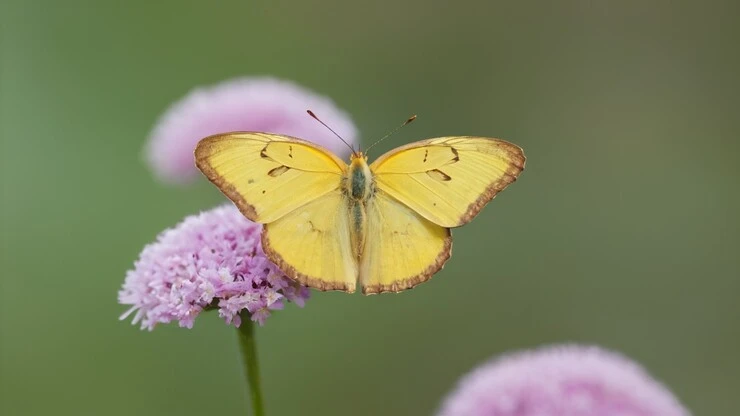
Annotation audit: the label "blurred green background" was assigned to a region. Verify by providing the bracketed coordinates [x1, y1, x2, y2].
[2, 1, 739, 415]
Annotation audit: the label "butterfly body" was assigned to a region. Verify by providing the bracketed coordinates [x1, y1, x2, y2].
[344, 154, 374, 260]
[196, 132, 524, 294]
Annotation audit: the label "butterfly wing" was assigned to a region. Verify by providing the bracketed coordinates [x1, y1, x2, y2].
[263, 190, 357, 292]
[195, 132, 346, 223]
[360, 191, 451, 294]
[370, 137, 525, 227]
[196, 133, 356, 291]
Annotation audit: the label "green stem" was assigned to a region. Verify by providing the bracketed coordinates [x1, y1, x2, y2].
[236, 310, 265, 416]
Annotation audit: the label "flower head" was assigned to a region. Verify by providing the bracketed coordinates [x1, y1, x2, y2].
[438, 345, 690, 416]
[145, 77, 359, 184]
[119, 205, 310, 330]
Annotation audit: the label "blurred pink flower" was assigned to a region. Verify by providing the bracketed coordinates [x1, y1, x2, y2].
[437, 345, 690, 416]
[118, 204, 310, 330]
[145, 77, 359, 184]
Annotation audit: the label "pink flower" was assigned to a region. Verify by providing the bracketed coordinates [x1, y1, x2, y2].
[145, 77, 358, 184]
[118, 205, 310, 330]
[437, 345, 690, 416]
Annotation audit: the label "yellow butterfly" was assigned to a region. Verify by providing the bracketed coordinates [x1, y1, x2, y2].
[195, 115, 525, 294]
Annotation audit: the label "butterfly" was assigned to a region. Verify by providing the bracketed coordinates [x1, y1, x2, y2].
[195, 114, 525, 294]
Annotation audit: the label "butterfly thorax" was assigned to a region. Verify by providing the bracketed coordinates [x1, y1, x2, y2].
[346, 154, 374, 202]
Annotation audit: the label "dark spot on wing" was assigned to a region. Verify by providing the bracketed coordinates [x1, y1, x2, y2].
[450, 147, 460, 162]
[308, 221, 323, 233]
[427, 169, 452, 181]
[289, 145, 293, 158]
[268, 165, 290, 177]
[248, 178, 255, 184]
[423, 149, 428, 163]
[262, 190, 266, 194]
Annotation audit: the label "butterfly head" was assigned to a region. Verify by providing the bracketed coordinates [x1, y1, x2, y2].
[349, 152, 370, 178]
[350, 151, 368, 162]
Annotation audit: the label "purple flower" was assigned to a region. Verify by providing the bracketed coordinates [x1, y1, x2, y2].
[145, 77, 359, 184]
[437, 345, 690, 416]
[118, 205, 310, 330]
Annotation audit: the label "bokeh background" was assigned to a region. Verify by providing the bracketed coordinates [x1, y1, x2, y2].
[2, 1, 739, 415]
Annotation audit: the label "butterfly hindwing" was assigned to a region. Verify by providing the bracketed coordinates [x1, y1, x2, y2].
[360, 191, 451, 294]
[370, 137, 525, 228]
[262, 190, 357, 292]
[195, 133, 346, 223]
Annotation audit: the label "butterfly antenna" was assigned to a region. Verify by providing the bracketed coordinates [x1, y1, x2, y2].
[307, 110, 356, 155]
[365, 115, 417, 155]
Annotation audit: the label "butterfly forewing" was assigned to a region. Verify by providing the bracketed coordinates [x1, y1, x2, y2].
[195, 133, 346, 223]
[370, 137, 525, 228]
